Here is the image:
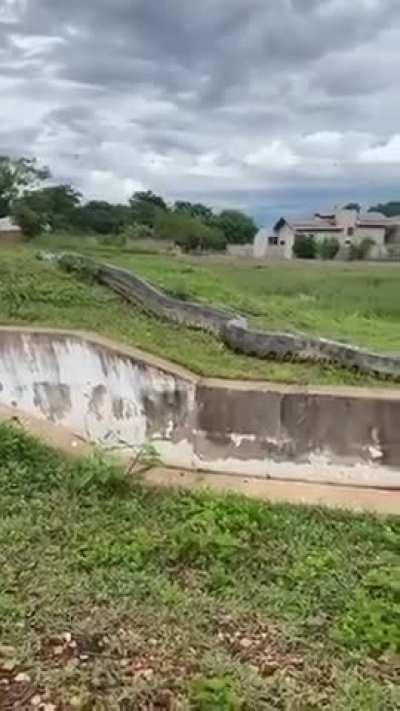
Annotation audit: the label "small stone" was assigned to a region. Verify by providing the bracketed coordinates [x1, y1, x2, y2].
[43, 705, 56, 711]
[63, 632, 72, 643]
[239, 638, 253, 649]
[68, 640, 77, 649]
[140, 668, 154, 680]
[15, 672, 31, 683]
[31, 695, 42, 707]
[79, 654, 89, 661]
[53, 646, 64, 656]
[1, 659, 17, 671]
[0, 679, 10, 687]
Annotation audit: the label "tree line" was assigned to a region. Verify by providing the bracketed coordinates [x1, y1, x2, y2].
[0, 156, 258, 251]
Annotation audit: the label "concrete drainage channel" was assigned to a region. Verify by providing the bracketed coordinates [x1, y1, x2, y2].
[0, 327, 400, 499]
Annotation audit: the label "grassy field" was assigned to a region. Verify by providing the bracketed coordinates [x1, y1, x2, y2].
[1, 424, 399, 709]
[1, 241, 400, 386]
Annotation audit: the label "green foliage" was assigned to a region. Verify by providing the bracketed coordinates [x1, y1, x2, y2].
[368, 201, 400, 217]
[12, 203, 43, 239]
[57, 252, 100, 281]
[130, 190, 167, 211]
[293, 233, 316, 259]
[1, 425, 399, 708]
[122, 223, 155, 240]
[189, 676, 240, 710]
[216, 209, 257, 245]
[165, 280, 192, 301]
[0, 422, 64, 495]
[334, 563, 400, 653]
[174, 201, 214, 224]
[99, 232, 127, 248]
[317, 237, 340, 260]
[129, 190, 167, 227]
[0, 155, 49, 217]
[1, 246, 400, 386]
[73, 200, 130, 234]
[349, 238, 375, 260]
[67, 454, 129, 495]
[344, 203, 361, 212]
[17, 184, 81, 231]
[156, 211, 227, 252]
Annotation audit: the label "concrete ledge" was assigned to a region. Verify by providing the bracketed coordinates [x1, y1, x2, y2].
[0, 326, 399, 488]
[0, 404, 398, 515]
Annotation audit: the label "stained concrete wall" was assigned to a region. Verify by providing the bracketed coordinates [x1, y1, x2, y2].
[0, 327, 400, 488]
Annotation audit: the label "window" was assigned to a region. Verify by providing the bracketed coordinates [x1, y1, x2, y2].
[348, 227, 354, 236]
[268, 235, 278, 245]
[280, 240, 286, 245]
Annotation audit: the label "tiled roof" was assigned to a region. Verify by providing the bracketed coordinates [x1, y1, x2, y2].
[289, 220, 342, 232]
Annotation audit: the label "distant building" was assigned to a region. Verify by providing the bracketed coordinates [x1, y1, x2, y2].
[254, 207, 400, 260]
[0, 216, 23, 242]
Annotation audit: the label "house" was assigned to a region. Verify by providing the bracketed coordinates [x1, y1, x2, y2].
[0, 216, 23, 242]
[254, 207, 398, 260]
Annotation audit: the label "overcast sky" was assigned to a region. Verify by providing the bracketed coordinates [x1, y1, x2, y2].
[1, 0, 400, 225]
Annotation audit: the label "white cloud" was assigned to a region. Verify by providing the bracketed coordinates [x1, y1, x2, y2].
[359, 136, 400, 163]
[0, 0, 400, 223]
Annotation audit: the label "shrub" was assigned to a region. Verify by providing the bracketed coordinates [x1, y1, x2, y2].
[13, 205, 43, 239]
[155, 212, 227, 252]
[317, 237, 340, 260]
[293, 234, 316, 259]
[99, 232, 127, 248]
[121, 223, 155, 241]
[349, 238, 375, 261]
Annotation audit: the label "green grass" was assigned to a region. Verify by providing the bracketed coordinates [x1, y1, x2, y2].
[1, 424, 399, 709]
[1, 242, 400, 386]
[107, 252, 400, 354]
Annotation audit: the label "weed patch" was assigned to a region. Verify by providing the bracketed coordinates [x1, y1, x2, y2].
[0, 424, 399, 708]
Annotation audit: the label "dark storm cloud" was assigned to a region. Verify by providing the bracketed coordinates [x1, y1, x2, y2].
[1, 0, 400, 221]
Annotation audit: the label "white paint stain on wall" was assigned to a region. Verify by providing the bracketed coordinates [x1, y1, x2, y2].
[0, 332, 195, 452]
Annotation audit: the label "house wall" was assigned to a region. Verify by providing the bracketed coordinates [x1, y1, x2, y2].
[277, 223, 295, 258]
[355, 226, 385, 246]
[227, 243, 253, 258]
[253, 230, 269, 258]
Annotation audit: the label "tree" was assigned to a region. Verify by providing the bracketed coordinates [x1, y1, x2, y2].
[129, 198, 157, 227]
[368, 201, 400, 217]
[13, 204, 44, 239]
[174, 201, 214, 224]
[130, 190, 167, 211]
[344, 203, 360, 212]
[0, 156, 49, 217]
[155, 211, 227, 252]
[216, 209, 257, 244]
[129, 190, 167, 227]
[73, 201, 130, 234]
[20, 184, 81, 230]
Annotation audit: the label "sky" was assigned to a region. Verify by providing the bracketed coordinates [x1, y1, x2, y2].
[1, 0, 400, 227]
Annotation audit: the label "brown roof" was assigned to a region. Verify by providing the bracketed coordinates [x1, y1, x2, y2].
[292, 223, 342, 232]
